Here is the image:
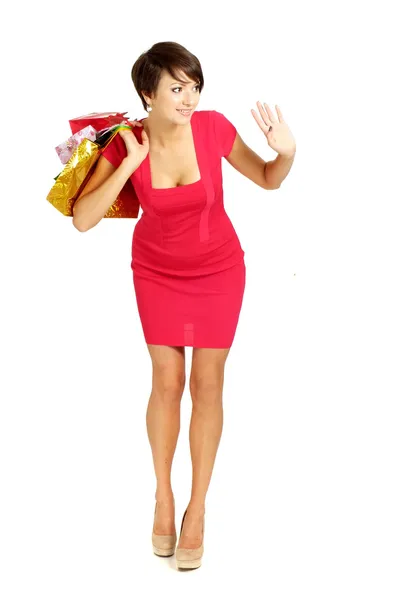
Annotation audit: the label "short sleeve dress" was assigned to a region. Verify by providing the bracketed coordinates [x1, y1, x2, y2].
[102, 110, 246, 348]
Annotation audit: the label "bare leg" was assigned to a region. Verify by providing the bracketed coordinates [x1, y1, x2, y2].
[146, 344, 186, 535]
[177, 347, 230, 549]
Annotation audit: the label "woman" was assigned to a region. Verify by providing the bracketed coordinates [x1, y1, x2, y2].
[72, 41, 296, 570]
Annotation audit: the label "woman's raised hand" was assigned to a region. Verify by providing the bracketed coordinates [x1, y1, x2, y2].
[251, 102, 296, 158]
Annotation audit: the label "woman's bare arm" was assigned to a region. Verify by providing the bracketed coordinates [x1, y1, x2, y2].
[72, 156, 138, 232]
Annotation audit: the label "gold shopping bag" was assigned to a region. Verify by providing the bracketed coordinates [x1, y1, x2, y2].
[46, 125, 139, 218]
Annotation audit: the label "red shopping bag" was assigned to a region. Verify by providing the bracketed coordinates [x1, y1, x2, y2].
[69, 111, 129, 135]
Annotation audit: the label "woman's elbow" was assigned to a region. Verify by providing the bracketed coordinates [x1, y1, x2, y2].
[72, 219, 88, 232]
[72, 200, 88, 231]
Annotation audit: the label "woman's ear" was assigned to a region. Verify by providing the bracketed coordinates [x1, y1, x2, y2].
[141, 91, 151, 109]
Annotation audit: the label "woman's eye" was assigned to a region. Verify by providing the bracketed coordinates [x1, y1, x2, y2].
[172, 86, 200, 93]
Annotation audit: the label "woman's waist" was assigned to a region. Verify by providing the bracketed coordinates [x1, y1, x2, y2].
[133, 232, 242, 260]
[135, 209, 239, 246]
[132, 247, 245, 278]
[132, 230, 244, 276]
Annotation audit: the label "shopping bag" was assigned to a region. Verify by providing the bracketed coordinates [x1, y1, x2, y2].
[46, 125, 139, 218]
[69, 111, 129, 135]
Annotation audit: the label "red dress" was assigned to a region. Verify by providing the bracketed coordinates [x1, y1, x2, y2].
[102, 110, 246, 348]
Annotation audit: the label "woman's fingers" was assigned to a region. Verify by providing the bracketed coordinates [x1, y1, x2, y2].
[119, 128, 139, 145]
[122, 119, 143, 128]
[251, 108, 271, 134]
[141, 128, 149, 146]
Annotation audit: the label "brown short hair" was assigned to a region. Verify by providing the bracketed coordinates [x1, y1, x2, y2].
[131, 41, 204, 112]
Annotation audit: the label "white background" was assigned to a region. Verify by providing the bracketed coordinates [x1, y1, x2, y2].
[1, 0, 399, 597]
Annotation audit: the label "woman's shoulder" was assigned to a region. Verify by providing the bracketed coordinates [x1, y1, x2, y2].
[193, 109, 230, 130]
[194, 110, 236, 158]
[194, 109, 214, 122]
[193, 110, 219, 137]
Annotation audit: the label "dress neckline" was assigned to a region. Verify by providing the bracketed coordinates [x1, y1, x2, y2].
[139, 112, 202, 193]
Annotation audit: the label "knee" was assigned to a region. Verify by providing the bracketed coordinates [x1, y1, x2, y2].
[189, 373, 223, 404]
[153, 370, 186, 401]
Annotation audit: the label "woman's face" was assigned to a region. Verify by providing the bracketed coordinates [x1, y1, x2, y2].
[144, 70, 201, 123]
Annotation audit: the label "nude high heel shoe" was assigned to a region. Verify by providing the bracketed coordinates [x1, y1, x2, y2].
[152, 501, 177, 557]
[176, 508, 205, 570]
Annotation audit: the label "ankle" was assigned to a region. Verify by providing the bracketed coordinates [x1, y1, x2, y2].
[187, 500, 206, 515]
[155, 489, 175, 504]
